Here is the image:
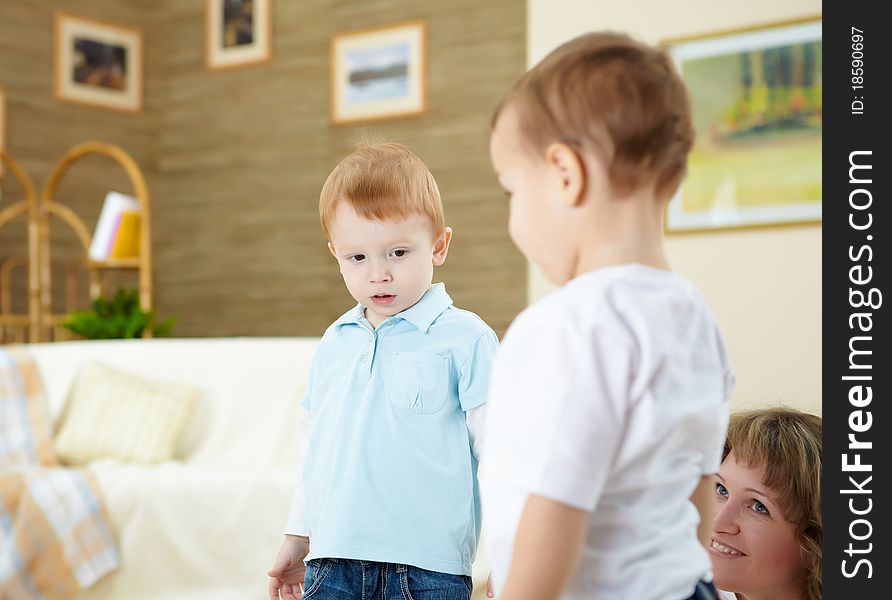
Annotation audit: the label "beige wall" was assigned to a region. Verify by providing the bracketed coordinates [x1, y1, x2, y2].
[527, 0, 822, 414]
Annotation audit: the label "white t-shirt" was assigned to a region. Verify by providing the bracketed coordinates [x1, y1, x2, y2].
[481, 264, 734, 600]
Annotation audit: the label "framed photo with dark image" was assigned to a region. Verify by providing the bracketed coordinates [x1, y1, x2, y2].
[53, 12, 143, 112]
[330, 20, 427, 124]
[662, 17, 822, 233]
[206, 0, 272, 70]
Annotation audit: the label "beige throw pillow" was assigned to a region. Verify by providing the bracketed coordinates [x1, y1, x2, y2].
[55, 361, 201, 465]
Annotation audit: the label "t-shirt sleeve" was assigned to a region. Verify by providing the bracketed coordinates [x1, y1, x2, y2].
[457, 329, 500, 412]
[486, 311, 634, 512]
[284, 406, 312, 536]
[701, 408, 729, 474]
[299, 351, 319, 411]
[701, 329, 735, 474]
[465, 404, 487, 462]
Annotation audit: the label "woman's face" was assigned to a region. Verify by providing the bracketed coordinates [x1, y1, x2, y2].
[710, 452, 807, 599]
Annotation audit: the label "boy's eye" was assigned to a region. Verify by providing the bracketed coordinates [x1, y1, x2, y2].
[391, 249, 408, 258]
[349, 254, 366, 262]
[715, 483, 728, 499]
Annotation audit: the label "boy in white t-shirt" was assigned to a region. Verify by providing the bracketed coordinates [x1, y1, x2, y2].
[482, 32, 735, 599]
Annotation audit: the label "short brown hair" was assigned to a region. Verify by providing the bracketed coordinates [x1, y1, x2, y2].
[319, 142, 445, 240]
[493, 31, 694, 200]
[723, 408, 822, 600]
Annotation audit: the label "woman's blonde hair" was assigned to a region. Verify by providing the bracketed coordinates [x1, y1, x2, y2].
[724, 408, 822, 600]
[319, 141, 445, 240]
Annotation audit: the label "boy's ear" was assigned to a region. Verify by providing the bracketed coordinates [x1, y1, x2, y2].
[432, 227, 453, 267]
[327, 242, 338, 259]
[545, 143, 585, 207]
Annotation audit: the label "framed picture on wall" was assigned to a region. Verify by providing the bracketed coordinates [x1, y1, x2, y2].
[662, 17, 822, 233]
[53, 12, 143, 113]
[206, 0, 272, 70]
[330, 20, 427, 124]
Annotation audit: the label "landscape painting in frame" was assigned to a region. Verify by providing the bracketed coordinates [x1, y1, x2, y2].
[54, 12, 143, 113]
[664, 18, 822, 233]
[331, 20, 427, 124]
[206, 0, 272, 70]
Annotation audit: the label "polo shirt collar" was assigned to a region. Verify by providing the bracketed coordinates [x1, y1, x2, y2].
[333, 302, 367, 328]
[399, 283, 453, 332]
[334, 283, 453, 332]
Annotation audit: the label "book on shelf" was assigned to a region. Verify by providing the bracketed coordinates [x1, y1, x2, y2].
[109, 210, 141, 259]
[89, 191, 140, 261]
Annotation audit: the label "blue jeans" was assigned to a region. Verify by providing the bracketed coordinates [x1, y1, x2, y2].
[302, 558, 472, 600]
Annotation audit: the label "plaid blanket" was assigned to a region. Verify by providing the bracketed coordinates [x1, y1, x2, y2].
[1, 347, 119, 599]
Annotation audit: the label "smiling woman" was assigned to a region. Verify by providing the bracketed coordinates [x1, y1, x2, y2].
[711, 408, 822, 600]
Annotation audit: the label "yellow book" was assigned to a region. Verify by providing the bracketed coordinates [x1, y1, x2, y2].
[109, 211, 141, 259]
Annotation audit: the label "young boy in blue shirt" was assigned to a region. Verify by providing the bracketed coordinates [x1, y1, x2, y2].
[268, 142, 498, 600]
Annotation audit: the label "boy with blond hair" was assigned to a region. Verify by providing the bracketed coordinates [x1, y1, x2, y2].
[268, 142, 498, 600]
[482, 32, 735, 599]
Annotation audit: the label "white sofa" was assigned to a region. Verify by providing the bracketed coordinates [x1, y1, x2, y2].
[25, 337, 491, 600]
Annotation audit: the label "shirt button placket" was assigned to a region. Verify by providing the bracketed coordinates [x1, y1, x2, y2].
[366, 327, 377, 376]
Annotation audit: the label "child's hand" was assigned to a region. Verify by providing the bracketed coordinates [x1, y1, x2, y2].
[268, 535, 310, 600]
[487, 571, 495, 597]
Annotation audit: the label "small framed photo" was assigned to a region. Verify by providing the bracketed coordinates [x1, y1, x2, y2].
[330, 20, 427, 124]
[53, 12, 143, 113]
[206, 0, 272, 70]
[663, 18, 822, 233]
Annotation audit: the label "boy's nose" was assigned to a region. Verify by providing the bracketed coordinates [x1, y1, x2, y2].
[368, 263, 392, 283]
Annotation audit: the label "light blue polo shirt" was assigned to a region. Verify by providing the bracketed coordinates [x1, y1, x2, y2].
[301, 283, 499, 576]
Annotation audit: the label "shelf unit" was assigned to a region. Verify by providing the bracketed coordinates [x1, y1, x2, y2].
[0, 141, 152, 342]
[40, 141, 153, 340]
[0, 148, 41, 343]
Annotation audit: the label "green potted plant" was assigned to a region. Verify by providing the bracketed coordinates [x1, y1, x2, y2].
[62, 288, 176, 339]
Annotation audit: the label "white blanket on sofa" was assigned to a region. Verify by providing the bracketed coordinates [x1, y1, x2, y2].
[79, 461, 291, 600]
[28, 338, 316, 600]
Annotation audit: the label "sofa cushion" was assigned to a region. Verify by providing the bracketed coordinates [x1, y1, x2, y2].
[54, 361, 201, 465]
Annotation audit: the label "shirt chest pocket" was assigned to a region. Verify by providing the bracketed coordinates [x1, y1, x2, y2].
[385, 352, 449, 414]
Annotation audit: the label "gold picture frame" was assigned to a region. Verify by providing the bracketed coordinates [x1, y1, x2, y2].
[53, 12, 143, 113]
[663, 17, 822, 234]
[330, 20, 427, 125]
[206, 0, 272, 70]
